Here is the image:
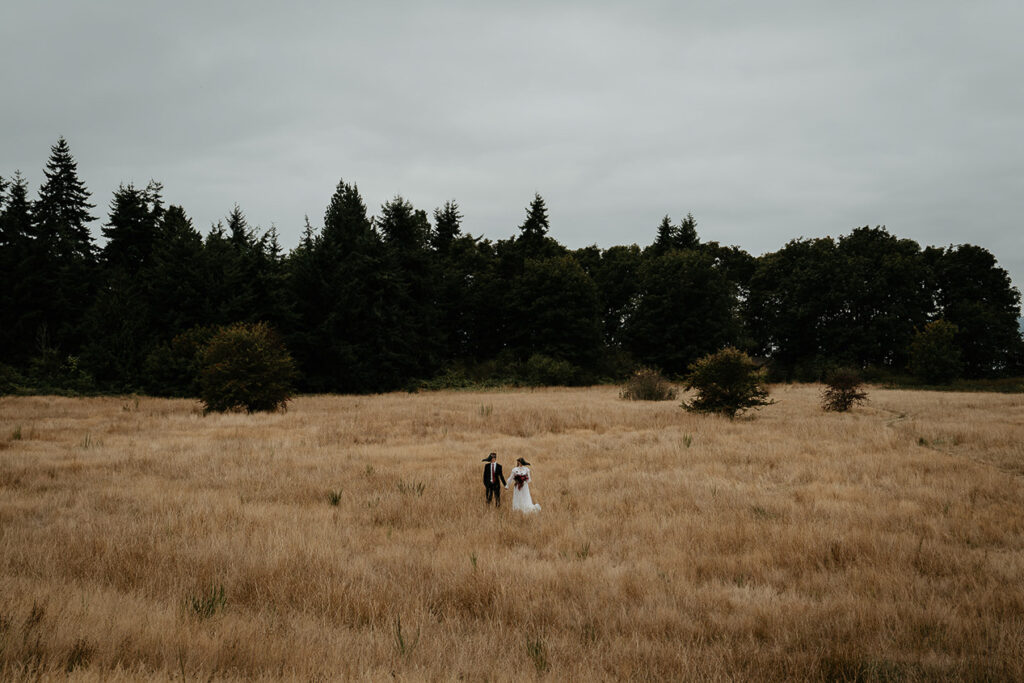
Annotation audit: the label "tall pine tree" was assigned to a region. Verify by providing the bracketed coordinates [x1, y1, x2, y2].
[0, 172, 38, 361]
[30, 138, 98, 355]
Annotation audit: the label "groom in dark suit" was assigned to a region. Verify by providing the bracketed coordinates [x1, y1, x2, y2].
[483, 452, 506, 507]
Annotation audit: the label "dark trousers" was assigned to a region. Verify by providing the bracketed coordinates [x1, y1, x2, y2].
[485, 484, 502, 506]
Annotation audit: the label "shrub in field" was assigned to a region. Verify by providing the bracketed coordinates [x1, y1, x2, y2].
[909, 320, 962, 384]
[198, 322, 296, 414]
[620, 367, 678, 401]
[821, 367, 869, 411]
[682, 346, 773, 418]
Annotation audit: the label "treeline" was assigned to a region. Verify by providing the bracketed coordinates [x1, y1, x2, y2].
[1, 138, 1022, 395]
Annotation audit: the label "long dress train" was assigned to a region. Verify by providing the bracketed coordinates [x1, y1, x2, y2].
[508, 466, 541, 514]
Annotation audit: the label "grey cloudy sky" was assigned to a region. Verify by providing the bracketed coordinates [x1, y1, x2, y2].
[3, 1, 1022, 290]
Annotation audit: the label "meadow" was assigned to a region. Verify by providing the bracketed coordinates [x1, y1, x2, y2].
[1, 385, 1023, 681]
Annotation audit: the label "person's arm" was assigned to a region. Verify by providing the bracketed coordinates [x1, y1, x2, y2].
[498, 466, 507, 487]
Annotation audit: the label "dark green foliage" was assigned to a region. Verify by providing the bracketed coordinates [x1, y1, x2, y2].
[523, 353, 584, 386]
[821, 368, 869, 412]
[682, 347, 774, 418]
[747, 227, 935, 377]
[506, 255, 603, 368]
[0, 172, 37, 362]
[143, 325, 217, 397]
[930, 245, 1021, 376]
[2, 142, 1022, 395]
[431, 200, 463, 252]
[589, 244, 643, 347]
[835, 227, 930, 369]
[519, 193, 549, 241]
[908, 320, 962, 385]
[287, 181, 399, 393]
[620, 367, 678, 401]
[198, 322, 296, 413]
[147, 206, 210, 335]
[0, 363, 31, 395]
[27, 344, 96, 395]
[649, 213, 699, 256]
[29, 138, 98, 356]
[100, 181, 163, 272]
[624, 249, 739, 375]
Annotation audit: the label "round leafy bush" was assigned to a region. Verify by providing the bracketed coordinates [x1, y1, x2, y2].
[821, 367, 869, 412]
[682, 347, 773, 418]
[198, 322, 297, 414]
[620, 367, 678, 401]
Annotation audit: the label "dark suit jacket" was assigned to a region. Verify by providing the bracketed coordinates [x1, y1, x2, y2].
[483, 462, 506, 488]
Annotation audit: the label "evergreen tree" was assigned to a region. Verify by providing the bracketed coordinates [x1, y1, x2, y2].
[33, 138, 96, 260]
[288, 180, 395, 392]
[147, 205, 209, 337]
[30, 137, 98, 355]
[515, 193, 560, 258]
[0, 172, 38, 361]
[226, 204, 253, 248]
[83, 181, 167, 387]
[431, 200, 463, 252]
[101, 181, 164, 272]
[376, 195, 441, 382]
[676, 212, 700, 251]
[649, 213, 699, 256]
[650, 215, 675, 256]
[519, 192, 549, 240]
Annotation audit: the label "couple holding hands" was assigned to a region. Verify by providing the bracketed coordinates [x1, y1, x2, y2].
[482, 452, 541, 514]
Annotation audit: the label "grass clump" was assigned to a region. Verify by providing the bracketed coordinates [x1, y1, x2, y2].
[188, 584, 226, 619]
[620, 367, 677, 401]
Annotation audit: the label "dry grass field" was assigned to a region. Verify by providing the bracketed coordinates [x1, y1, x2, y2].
[1, 385, 1023, 681]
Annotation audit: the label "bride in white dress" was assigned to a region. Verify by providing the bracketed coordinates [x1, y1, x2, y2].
[506, 457, 541, 514]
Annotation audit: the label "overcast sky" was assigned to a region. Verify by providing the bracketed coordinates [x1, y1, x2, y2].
[2, 1, 1022, 291]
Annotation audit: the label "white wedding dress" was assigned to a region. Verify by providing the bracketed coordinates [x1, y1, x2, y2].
[508, 466, 541, 514]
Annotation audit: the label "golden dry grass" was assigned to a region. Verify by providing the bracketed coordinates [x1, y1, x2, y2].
[1, 385, 1023, 681]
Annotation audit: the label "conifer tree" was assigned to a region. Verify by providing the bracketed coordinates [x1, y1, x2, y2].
[101, 181, 164, 272]
[33, 137, 96, 260]
[431, 200, 463, 252]
[676, 212, 700, 250]
[0, 172, 38, 361]
[515, 193, 559, 259]
[30, 137, 98, 354]
[650, 215, 675, 255]
[519, 192, 549, 239]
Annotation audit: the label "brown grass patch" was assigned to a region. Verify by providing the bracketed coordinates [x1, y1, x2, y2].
[1, 386, 1023, 680]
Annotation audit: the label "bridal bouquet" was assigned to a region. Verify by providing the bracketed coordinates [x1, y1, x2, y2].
[512, 472, 529, 490]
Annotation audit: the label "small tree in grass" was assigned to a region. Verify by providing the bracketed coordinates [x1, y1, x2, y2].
[199, 322, 297, 414]
[682, 347, 774, 418]
[821, 367, 869, 412]
[620, 367, 677, 401]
